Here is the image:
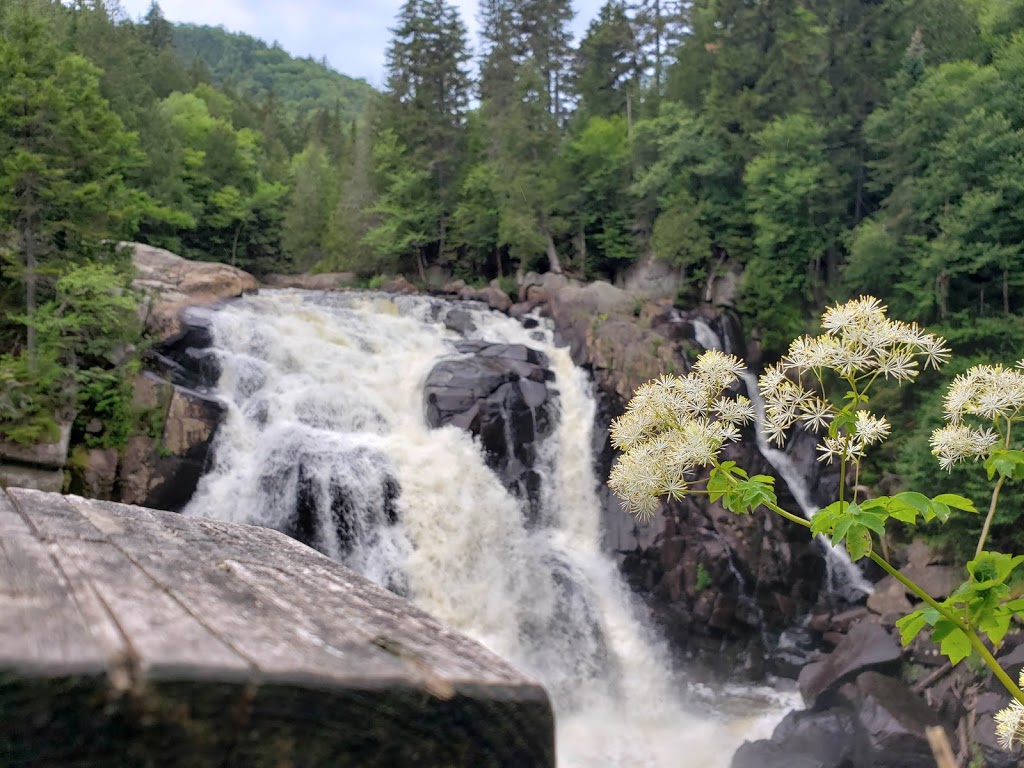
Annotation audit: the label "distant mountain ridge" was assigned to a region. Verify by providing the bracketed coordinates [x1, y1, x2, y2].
[171, 23, 375, 123]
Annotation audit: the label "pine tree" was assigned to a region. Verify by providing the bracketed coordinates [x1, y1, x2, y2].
[574, 1, 640, 121]
[0, 1, 144, 359]
[378, 0, 472, 267]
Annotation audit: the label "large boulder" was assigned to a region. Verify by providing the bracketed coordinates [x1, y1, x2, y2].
[798, 621, 903, 708]
[119, 377, 225, 511]
[424, 341, 556, 524]
[733, 672, 939, 768]
[126, 242, 257, 343]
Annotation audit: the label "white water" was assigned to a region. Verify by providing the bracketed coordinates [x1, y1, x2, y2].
[691, 318, 871, 601]
[186, 290, 796, 766]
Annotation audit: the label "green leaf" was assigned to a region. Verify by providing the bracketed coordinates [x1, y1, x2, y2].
[979, 609, 1013, 646]
[723, 477, 777, 515]
[845, 527, 872, 561]
[932, 621, 972, 665]
[932, 494, 978, 514]
[985, 450, 1024, 480]
[831, 516, 855, 546]
[895, 610, 928, 646]
[967, 551, 1024, 589]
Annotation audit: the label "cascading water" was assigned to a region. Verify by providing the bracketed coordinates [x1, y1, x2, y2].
[185, 290, 796, 766]
[691, 319, 872, 601]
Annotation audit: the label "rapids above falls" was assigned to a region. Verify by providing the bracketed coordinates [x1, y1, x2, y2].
[184, 289, 797, 767]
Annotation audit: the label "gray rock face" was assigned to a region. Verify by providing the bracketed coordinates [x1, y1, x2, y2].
[127, 241, 257, 344]
[0, 422, 71, 470]
[424, 341, 556, 524]
[798, 621, 903, 708]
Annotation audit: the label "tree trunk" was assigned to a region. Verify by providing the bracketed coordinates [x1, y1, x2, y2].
[230, 223, 243, 268]
[574, 224, 587, 276]
[20, 188, 38, 366]
[545, 233, 563, 275]
[416, 248, 427, 284]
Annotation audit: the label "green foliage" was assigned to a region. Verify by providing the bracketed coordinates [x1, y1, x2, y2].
[695, 563, 712, 592]
[170, 24, 374, 125]
[707, 462, 778, 515]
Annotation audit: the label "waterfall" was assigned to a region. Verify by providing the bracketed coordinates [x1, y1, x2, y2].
[186, 290, 796, 767]
[691, 319, 871, 601]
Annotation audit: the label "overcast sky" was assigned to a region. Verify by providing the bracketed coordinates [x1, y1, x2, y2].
[117, 1, 607, 87]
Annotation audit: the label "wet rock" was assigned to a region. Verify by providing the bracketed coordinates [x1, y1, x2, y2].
[119, 385, 225, 511]
[798, 621, 902, 708]
[424, 341, 557, 524]
[731, 707, 865, 768]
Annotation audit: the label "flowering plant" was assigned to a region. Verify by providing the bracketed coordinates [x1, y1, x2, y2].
[608, 296, 1024, 749]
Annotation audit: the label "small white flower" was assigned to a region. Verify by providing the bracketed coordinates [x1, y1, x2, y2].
[995, 672, 1024, 750]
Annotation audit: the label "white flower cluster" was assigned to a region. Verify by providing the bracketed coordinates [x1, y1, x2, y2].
[608, 351, 753, 519]
[759, 296, 948, 464]
[995, 671, 1024, 750]
[930, 362, 1024, 470]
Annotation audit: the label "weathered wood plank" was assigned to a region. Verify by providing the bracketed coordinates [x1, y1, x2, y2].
[0, 489, 555, 767]
[0, 491, 125, 674]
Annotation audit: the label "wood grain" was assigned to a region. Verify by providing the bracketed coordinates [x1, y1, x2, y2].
[0, 488, 554, 767]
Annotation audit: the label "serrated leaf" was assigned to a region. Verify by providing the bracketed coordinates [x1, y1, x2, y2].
[750, 475, 776, 485]
[831, 516, 855, 546]
[938, 625, 972, 665]
[895, 610, 928, 646]
[985, 450, 1024, 480]
[1003, 598, 1024, 613]
[932, 494, 978, 514]
[846, 527, 872, 561]
[980, 610, 1013, 646]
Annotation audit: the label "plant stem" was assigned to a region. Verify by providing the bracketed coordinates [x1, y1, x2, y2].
[976, 474, 1006, 559]
[870, 552, 1024, 707]
[976, 418, 1013, 558]
[765, 500, 812, 529]
[758, 493, 1024, 707]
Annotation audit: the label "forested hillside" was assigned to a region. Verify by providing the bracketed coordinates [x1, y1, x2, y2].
[170, 24, 374, 124]
[2, 0, 1024, 546]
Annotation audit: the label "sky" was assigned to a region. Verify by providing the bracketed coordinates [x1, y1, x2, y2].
[117, 0, 607, 87]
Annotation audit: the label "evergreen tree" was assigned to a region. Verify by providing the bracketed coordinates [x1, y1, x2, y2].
[574, 1, 639, 121]
[0, 1, 144, 359]
[376, 0, 472, 269]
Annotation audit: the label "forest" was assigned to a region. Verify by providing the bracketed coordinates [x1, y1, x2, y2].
[2, 0, 1024, 550]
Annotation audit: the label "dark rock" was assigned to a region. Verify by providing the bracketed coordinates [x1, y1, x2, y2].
[443, 308, 476, 335]
[798, 621, 903, 708]
[849, 671, 939, 766]
[973, 692, 1023, 768]
[424, 341, 557, 525]
[119, 385, 226, 511]
[732, 707, 866, 768]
